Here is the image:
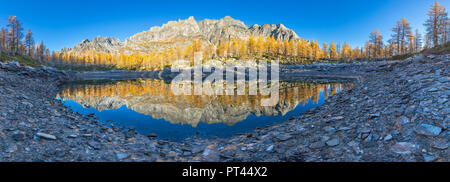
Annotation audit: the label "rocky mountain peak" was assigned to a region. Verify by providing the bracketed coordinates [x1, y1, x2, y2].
[64, 16, 300, 55]
[63, 36, 124, 55]
[249, 23, 299, 41]
[221, 16, 233, 20]
[251, 24, 260, 29]
[81, 39, 90, 44]
[187, 16, 196, 21]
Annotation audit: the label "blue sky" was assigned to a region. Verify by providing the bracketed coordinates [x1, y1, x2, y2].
[0, 0, 448, 51]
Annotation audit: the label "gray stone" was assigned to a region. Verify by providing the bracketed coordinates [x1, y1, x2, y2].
[11, 133, 25, 141]
[182, 151, 192, 156]
[414, 124, 442, 136]
[422, 154, 436, 162]
[427, 87, 438, 92]
[88, 141, 101, 150]
[434, 120, 448, 130]
[324, 126, 335, 133]
[339, 127, 351, 131]
[115, 151, 129, 160]
[5, 144, 18, 153]
[432, 141, 448, 150]
[396, 116, 410, 124]
[326, 139, 340, 147]
[384, 134, 393, 141]
[10, 61, 20, 67]
[348, 141, 363, 155]
[275, 134, 292, 141]
[202, 149, 220, 162]
[438, 98, 448, 104]
[391, 142, 416, 154]
[372, 134, 381, 141]
[358, 128, 372, 133]
[320, 136, 330, 142]
[21, 101, 33, 108]
[266, 145, 275, 152]
[67, 134, 78, 138]
[331, 116, 344, 120]
[36, 132, 57, 140]
[368, 114, 380, 119]
[309, 141, 325, 149]
[191, 146, 204, 153]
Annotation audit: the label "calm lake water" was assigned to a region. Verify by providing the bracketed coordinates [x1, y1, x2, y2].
[57, 79, 354, 141]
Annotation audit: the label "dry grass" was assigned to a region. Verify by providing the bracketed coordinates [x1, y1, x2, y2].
[0, 51, 42, 67]
[422, 42, 450, 55]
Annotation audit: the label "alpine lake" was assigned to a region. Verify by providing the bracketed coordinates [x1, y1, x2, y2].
[58, 78, 354, 141]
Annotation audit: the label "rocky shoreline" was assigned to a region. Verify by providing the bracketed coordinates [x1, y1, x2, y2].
[0, 54, 448, 162]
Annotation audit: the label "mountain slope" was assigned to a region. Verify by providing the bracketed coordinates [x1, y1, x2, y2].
[63, 16, 299, 55]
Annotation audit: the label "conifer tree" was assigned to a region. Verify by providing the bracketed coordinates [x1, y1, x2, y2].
[7, 16, 24, 55]
[329, 41, 337, 59]
[424, 1, 448, 46]
[24, 29, 34, 56]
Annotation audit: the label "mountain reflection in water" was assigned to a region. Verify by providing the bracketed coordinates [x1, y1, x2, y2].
[58, 79, 354, 141]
